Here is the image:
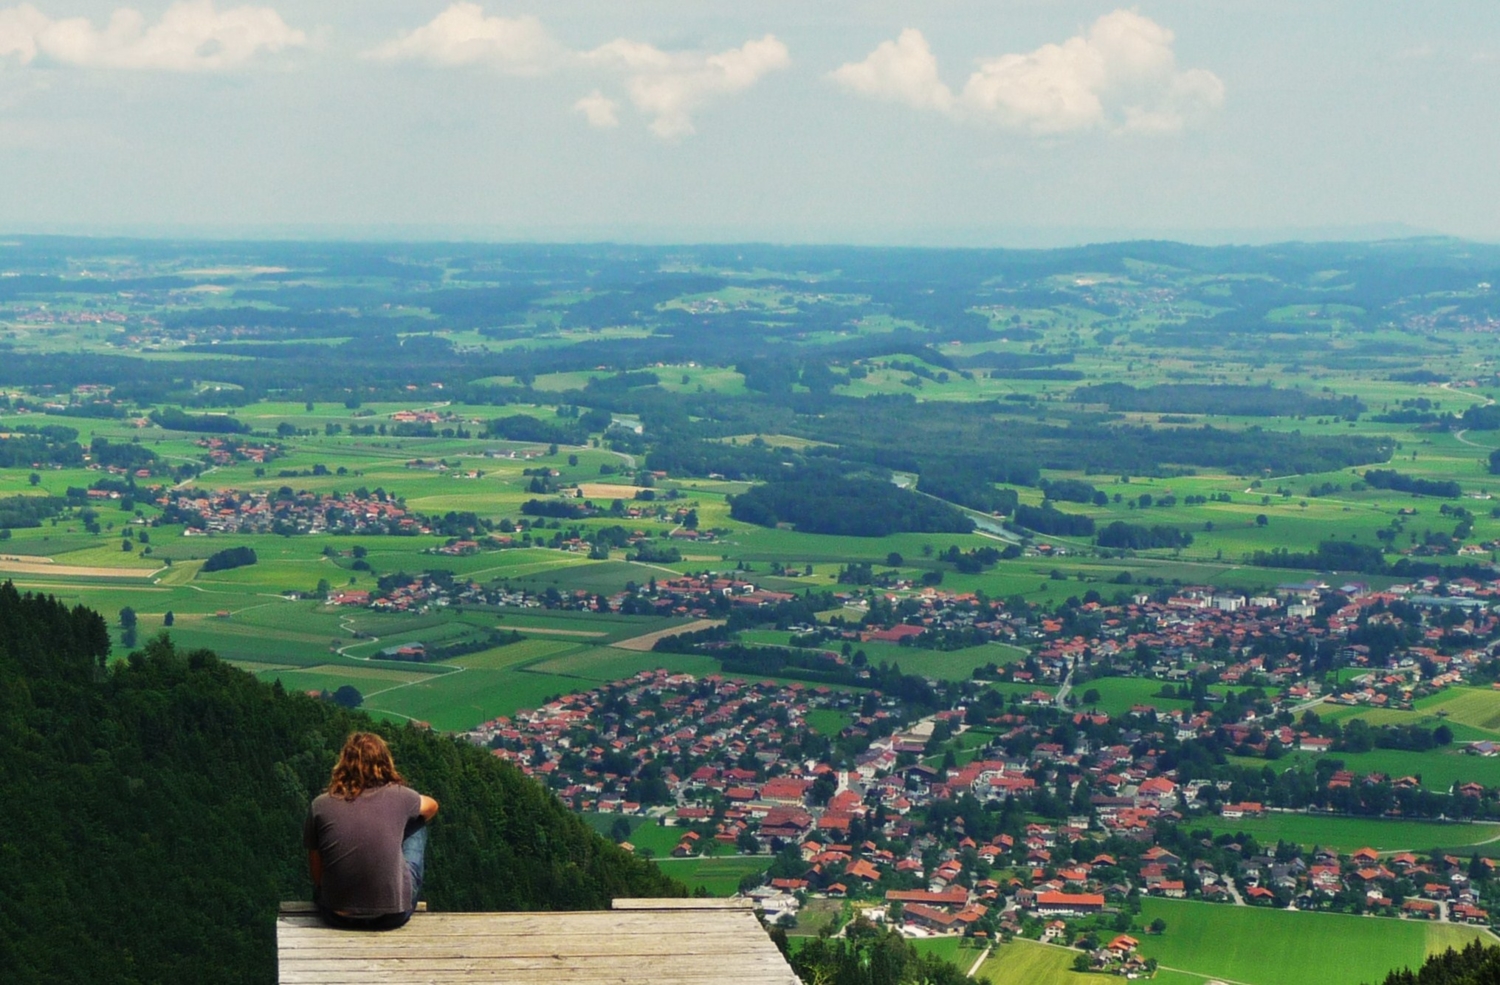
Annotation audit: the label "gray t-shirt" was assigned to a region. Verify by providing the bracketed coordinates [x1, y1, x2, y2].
[304, 784, 422, 917]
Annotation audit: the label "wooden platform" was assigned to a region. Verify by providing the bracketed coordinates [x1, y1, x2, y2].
[276, 899, 800, 984]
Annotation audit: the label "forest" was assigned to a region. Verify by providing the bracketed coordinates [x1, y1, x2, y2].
[1071, 382, 1366, 418]
[728, 472, 975, 537]
[0, 584, 679, 984]
[1374, 939, 1500, 985]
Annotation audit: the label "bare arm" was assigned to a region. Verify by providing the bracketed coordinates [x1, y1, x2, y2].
[419, 795, 439, 821]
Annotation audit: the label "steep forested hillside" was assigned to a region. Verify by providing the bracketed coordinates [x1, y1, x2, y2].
[1373, 940, 1500, 984]
[0, 584, 680, 984]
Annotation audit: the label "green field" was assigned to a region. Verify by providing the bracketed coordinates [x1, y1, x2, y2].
[577, 814, 686, 858]
[349, 666, 586, 730]
[1319, 688, 1500, 736]
[906, 936, 970, 967]
[805, 708, 851, 736]
[1075, 676, 1197, 715]
[1134, 898, 1489, 985]
[976, 939, 1095, 985]
[8, 244, 1500, 750]
[1241, 744, 1500, 794]
[524, 646, 719, 682]
[650, 856, 769, 896]
[1187, 812, 1500, 853]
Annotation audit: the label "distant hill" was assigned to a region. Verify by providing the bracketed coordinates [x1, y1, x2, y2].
[0, 583, 681, 984]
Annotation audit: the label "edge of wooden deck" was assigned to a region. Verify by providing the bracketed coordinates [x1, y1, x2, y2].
[611, 897, 757, 910]
[276, 898, 797, 984]
[279, 898, 749, 915]
[280, 901, 428, 915]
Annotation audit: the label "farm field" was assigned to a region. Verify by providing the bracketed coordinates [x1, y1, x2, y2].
[1075, 675, 1199, 716]
[1133, 898, 1490, 985]
[576, 814, 686, 859]
[905, 937, 970, 967]
[649, 856, 769, 897]
[804, 708, 851, 736]
[1237, 744, 1500, 793]
[739, 631, 1023, 683]
[14, 226, 1500, 985]
[1319, 688, 1500, 735]
[975, 939, 1095, 985]
[1189, 812, 1500, 853]
[352, 665, 588, 731]
[523, 646, 719, 682]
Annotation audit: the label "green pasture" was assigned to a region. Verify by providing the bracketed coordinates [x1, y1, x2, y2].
[1134, 898, 1488, 985]
[1319, 688, 1500, 737]
[441, 638, 582, 671]
[523, 647, 719, 683]
[1075, 676, 1200, 716]
[1241, 744, 1500, 794]
[492, 608, 685, 644]
[255, 664, 445, 697]
[1186, 812, 1500, 854]
[977, 939, 1094, 985]
[359, 666, 585, 730]
[805, 709, 851, 736]
[649, 856, 768, 897]
[783, 898, 848, 939]
[741, 632, 1023, 684]
[577, 814, 685, 857]
[905, 937, 969, 966]
[617, 819, 686, 858]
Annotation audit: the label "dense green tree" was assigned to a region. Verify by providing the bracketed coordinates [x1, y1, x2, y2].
[0, 585, 681, 984]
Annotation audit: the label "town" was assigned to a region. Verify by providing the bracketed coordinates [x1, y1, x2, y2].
[454, 567, 1500, 967]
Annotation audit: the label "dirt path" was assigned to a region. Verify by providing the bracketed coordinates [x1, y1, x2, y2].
[0, 559, 164, 579]
[1455, 429, 1496, 450]
[612, 619, 725, 651]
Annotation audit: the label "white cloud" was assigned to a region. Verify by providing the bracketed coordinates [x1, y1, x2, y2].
[369, 5, 788, 139]
[573, 89, 617, 128]
[0, 1, 304, 71]
[832, 10, 1223, 135]
[828, 27, 952, 112]
[586, 33, 789, 139]
[362, 2, 558, 74]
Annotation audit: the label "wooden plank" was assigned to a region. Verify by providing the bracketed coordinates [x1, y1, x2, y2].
[280, 954, 791, 969]
[277, 923, 754, 942]
[277, 913, 754, 935]
[276, 923, 779, 949]
[282, 971, 798, 977]
[280, 901, 427, 915]
[611, 897, 756, 910]
[278, 937, 774, 957]
[276, 905, 800, 985]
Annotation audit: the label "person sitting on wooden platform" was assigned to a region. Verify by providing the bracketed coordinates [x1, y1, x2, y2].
[303, 731, 439, 930]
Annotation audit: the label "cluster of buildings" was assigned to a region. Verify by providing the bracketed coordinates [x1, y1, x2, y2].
[155, 487, 424, 536]
[835, 578, 1498, 706]
[195, 437, 279, 466]
[433, 564, 1500, 944]
[460, 665, 1499, 943]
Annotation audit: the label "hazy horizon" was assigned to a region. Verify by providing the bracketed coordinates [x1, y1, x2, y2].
[0, 2, 1494, 246]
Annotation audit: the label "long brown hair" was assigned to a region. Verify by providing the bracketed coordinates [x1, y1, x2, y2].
[327, 732, 405, 800]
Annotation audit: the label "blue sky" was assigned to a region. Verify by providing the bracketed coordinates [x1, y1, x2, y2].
[0, 1, 1495, 245]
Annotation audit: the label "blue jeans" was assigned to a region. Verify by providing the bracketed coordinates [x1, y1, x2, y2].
[317, 822, 428, 931]
[402, 820, 428, 910]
